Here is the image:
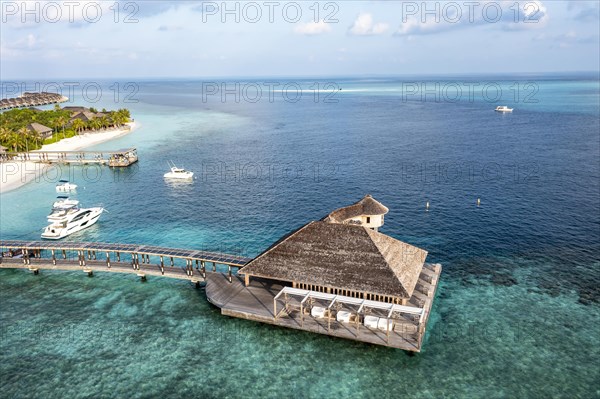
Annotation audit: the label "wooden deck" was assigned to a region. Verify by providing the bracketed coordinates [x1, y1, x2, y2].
[2, 147, 138, 167]
[205, 263, 442, 352]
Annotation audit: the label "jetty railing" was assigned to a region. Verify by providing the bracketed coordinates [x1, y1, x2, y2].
[0, 240, 251, 283]
[2, 148, 138, 167]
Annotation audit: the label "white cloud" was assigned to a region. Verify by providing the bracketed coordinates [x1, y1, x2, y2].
[294, 20, 332, 36]
[349, 13, 389, 36]
[395, 0, 548, 36]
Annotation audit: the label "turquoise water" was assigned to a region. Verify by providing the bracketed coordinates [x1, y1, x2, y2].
[1, 75, 599, 397]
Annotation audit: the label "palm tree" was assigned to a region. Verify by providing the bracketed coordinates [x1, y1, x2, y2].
[71, 119, 85, 134]
[17, 127, 30, 152]
[56, 115, 68, 138]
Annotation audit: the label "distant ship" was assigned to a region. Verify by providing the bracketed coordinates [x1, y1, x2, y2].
[495, 105, 513, 112]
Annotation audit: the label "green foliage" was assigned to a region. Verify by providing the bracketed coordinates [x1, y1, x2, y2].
[0, 106, 131, 152]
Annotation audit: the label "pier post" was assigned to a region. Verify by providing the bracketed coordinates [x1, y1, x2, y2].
[131, 253, 135, 269]
[87, 250, 91, 260]
[93, 251, 96, 260]
[117, 252, 120, 262]
[212, 262, 216, 272]
[62, 249, 66, 259]
[228, 265, 232, 283]
[189, 260, 193, 276]
[135, 253, 140, 269]
[170, 257, 174, 267]
[51, 249, 56, 265]
[160, 256, 164, 274]
[106, 252, 111, 268]
[201, 261, 206, 278]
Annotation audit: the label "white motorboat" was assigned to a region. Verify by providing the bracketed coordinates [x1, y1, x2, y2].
[48, 196, 80, 221]
[42, 205, 104, 240]
[495, 105, 513, 112]
[164, 161, 194, 179]
[56, 180, 78, 192]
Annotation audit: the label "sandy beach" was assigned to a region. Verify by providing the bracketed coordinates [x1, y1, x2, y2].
[0, 121, 138, 194]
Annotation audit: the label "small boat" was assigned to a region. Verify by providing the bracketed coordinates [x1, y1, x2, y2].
[56, 180, 78, 192]
[164, 161, 194, 180]
[495, 105, 513, 112]
[42, 205, 104, 240]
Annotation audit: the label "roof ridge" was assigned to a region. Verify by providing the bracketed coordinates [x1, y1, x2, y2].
[365, 228, 427, 297]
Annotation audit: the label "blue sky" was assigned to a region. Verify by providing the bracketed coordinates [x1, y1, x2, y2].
[1, 1, 599, 79]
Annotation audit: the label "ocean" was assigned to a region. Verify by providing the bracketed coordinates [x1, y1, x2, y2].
[1, 74, 599, 398]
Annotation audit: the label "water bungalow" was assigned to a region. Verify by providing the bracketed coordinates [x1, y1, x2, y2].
[206, 195, 441, 351]
[0, 92, 66, 110]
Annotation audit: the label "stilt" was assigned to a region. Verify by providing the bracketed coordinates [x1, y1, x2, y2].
[51, 249, 56, 265]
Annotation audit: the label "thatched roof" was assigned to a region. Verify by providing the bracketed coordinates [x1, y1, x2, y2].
[325, 194, 389, 224]
[26, 123, 52, 134]
[239, 220, 427, 298]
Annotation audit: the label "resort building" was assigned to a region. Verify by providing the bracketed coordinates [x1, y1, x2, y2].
[26, 123, 53, 139]
[206, 195, 441, 351]
[69, 111, 96, 123]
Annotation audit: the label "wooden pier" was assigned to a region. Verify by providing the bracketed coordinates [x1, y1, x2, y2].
[0, 236, 442, 353]
[205, 264, 441, 352]
[3, 148, 138, 167]
[0, 240, 250, 284]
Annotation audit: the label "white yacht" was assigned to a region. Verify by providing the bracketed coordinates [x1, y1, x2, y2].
[56, 180, 78, 192]
[42, 198, 103, 240]
[495, 105, 513, 112]
[164, 161, 194, 180]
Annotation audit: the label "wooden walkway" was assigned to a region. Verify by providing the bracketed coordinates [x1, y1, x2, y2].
[0, 240, 251, 282]
[205, 264, 442, 352]
[2, 147, 138, 167]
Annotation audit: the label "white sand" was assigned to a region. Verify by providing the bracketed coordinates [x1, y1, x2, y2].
[0, 122, 138, 194]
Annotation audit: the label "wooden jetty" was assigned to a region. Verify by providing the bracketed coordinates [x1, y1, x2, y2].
[0, 240, 249, 280]
[0, 196, 442, 352]
[3, 148, 138, 167]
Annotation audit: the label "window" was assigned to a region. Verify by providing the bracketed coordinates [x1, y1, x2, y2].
[366, 216, 371, 224]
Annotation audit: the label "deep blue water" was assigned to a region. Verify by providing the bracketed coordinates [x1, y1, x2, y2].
[1, 75, 599, 398]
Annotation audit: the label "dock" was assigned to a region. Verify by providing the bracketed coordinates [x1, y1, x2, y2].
[0, 195, 442, 353]
[2, 148, 138, 167]
[0, 240, 249, 284]
[205, 264, 441, 352]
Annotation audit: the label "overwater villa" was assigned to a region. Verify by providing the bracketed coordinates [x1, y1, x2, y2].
[206, 195, 441, 352]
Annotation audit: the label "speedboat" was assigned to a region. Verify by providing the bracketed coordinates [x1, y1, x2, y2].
[164, 161, 194, 179]
[56, 180, 78, 192]
[495, 105, 513, 112]
[42, 205, 104, 240]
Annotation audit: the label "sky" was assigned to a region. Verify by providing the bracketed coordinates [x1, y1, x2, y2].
[1, 0, 599, 79]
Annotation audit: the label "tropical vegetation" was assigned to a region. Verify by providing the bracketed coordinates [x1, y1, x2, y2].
[0, 106, 131, 152]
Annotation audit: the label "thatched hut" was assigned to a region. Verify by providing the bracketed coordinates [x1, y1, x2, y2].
[26, 123, 53, 139]
[239, 195, 428, 305]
